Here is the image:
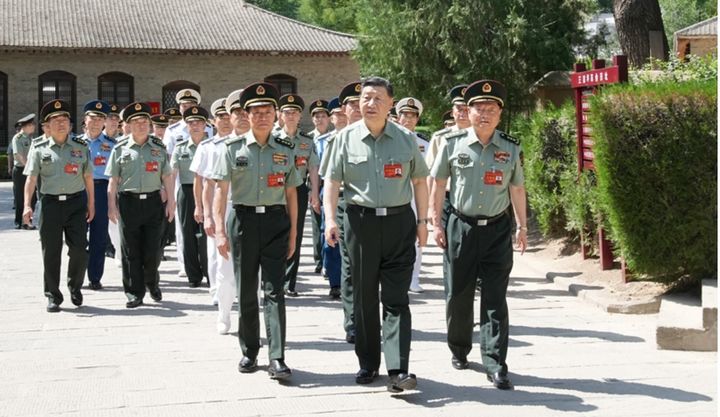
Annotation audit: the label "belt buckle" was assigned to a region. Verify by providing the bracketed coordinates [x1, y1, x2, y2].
[375, 207, 387, 216]
[255, 206, 266, 214]
[58, 195, 67, 201]
[139, 194, 147, 200]
[476, 219, 488, 226]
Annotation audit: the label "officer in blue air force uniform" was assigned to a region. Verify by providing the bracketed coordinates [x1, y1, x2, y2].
[83, 100, 117, 290]
[431, 79, 528, 390]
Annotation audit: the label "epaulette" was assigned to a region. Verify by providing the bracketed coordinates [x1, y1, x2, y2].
[200, 136, 214, 145]
[72, 136, 88, 146]
[499, 131, 520, 145]
[150, 136, 166, 148]
[226, 135, 246, 145]
[416, 132, 429, 142]
[431, 126, 453, 139]
[35, 137, 50, 147]
[175, 138, 189, 147]
[115, 138, 129, 147]
[274, 134, 295, 149]
[32, 135, 45, 143]
[167, 120, 182, 130]
[106, 134, 117, 143]
[443, 129, 468, 142]
[299, 130, 312, 139]
[326, 131, 338, 143]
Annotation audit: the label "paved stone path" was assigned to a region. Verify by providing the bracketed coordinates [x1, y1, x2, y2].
[0, 181, 715, 417]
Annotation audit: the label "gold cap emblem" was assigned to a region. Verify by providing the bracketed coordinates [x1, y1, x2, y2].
[170, 109, 177, 115]
[354, 84, 361, 93]
[134, 103, 142, 111]
[408, 98, 415, 107]
[53, 101, 61, 109]
[288, 95, 295, 103]
[482, 83, 492, 93]
[183, 90, 192, 97]
[95, 102, 102, 109]
[461, 87, 467, 96]
[316, 100, 322, 106]
[191, 107, 198, 114]
[257, 85, 265, 95]
[111, 104, 118, 111]
[160, 116, 166, 121]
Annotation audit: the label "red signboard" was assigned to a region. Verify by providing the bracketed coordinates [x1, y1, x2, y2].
[571, 66, 620, 88]
[148, 101, 161, 115]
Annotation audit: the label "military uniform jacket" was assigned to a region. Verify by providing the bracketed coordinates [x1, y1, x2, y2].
[163, 119, 214, 157]
[85, 132, 116, 180]
[105, 134, 171, 193]
[327, 120, 429, 208]
[24, 135, 91, 195]
[281, 130, 319, 182]
[210, 130, 302, 206]
[171, 137, 204, 184]
[431, 128, 524, 217]
[11, 132, 32, 167]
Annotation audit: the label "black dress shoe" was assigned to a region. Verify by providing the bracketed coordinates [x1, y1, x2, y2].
[345, 329, 356, 344]
[46, 301, 61, 313]
[189, 281, 202, 288]
[238, 356, 258, 373]
[487, 372, 513, 390]
[451, 356, 469, 370]
[22, 224, 37, 230]
[14, 224, 22, 230]
[387, 372, 417, 393]
[314, 265, 322, 274]
[89, 282, 103, 290]
[268, 359, 292, 380]
[149, 287, 162, 301]
[126, 298, 143, 308]
[329, 286, 341, 299]
[285, 289, 299, 297]
[70, 290, 83, 306]
[355, 368, 378, 384]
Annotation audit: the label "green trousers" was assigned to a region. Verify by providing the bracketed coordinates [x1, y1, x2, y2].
[345, 204, 416, 372]
[178, 184, 208, 284]
[338, 196, 354, 333]
[284, 183, 309, 292]
[230, 206, 289, 361]
[444, 211, 513, 374]
[39, 193, 88, 304]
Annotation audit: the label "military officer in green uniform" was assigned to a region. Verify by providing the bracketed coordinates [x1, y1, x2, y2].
[151, 114, 170, 139]
[324, 77, 429, 393]
[211, 82, 301, 381]
[11, 113, 37, 229]
[171, 106, 209, 287]
[164, 108, 182, 125]
[103, 104, 122, 139]
[106, 102, 176, 308]
[23, 100, 95, 312]
[430, 79, 528, 390]
[278, 93, 320, 297]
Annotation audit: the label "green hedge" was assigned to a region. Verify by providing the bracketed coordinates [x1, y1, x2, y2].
[591, 80, 717, 281]
[0, 155, 9, 180]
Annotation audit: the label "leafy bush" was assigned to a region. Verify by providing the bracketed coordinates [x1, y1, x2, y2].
[591, 80, 717, 282]
[0, 155, 9, 180]
[558, 168, 603, 252]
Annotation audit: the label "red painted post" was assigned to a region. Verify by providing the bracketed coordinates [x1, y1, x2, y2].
[573, 63, 591, 260]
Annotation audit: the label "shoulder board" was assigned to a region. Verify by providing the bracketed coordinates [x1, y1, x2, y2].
[326, 131, 338, 143]
[151, 136, 166, 148]
[274, 135, 295, 149]
[105, 134, 117, 143]
[175, 138, 189, 147]
[226, 135, 246, 145]
[444, 129, 468, 141]
[72, 136, 88, 146]
[115, 138, 129, 146]
[432, 126, 453, 138]
[35, 137, 50, 146]
[499, 131, 520, 145]
[298, 131, 313, 140]
[416, 132, 429, 142]
[200, 136, 214, 145]
[167, 120, 182, 130]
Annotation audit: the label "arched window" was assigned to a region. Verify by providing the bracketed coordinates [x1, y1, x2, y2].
[162, 80, 201, 112]
[0, 71, 7, 149]
[38, 70, 77, 130]
[264, 74, 297, 96]
[98, 72, 134, 108]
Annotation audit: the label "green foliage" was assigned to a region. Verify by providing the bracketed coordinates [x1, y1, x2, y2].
[297, 0, 360, 33]
[659, 0, 717, 44]
[633, 54, 718, 84]
[590, 80, 717, 281]
[354, 0, 595, 128]
[559, 168, 602, 250]
[245, 0, 299, 19]
[0, 154, 8, 180]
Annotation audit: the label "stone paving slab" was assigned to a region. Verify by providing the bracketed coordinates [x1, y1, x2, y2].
[0, 181, 716, 417]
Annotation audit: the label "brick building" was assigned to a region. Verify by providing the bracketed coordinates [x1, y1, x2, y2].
[0, 0, 359, 148]
[674, 16, 718, 61]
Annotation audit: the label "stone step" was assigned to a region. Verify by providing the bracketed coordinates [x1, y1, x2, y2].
[656, 285, 717, 351]
[702, 278, 717, 330]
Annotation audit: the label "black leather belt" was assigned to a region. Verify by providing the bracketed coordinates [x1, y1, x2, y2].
[93, 179, 109, 184]
[445, 191, 450, 199]
[234, 204, 285, 214]
[449, 205, 507, 226]
[44, 191, 83, 201]
[348, 203, 410, 217]
[120, 191, 160, 200]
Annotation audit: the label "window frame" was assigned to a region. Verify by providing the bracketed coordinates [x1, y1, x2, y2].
[98, 71, 134, 108]
[38, 70, 77, 131]
[161, 80, 201, 112]
[264, 74, 298, 97]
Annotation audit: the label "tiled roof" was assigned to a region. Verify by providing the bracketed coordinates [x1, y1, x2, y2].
[674, 16, 718, 37]
[0, 0, 356, 54]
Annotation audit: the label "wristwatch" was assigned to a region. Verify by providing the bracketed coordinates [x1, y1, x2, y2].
[517, 226, 528, 231]
[417, 218, 430, 225]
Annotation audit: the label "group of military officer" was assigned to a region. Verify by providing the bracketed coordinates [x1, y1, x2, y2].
[18, 74, 528, 392]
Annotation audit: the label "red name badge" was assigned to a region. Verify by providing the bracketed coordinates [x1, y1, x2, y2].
[384, 163, 403, 178]
[94, 155, 107, 166]
[295, 156, 308, 167]
[267, 173, 285, 187]
[64, 163, 79, 175]
[145, 161, 159, 172]
[484, 170, 503, 185]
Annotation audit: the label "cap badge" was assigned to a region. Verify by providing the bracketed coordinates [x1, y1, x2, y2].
[95, 102, 102, 109]
[160, 116, 166, 121]
[170, 109, 177, 115]
[482, 83, 492, 93]
[354, 84, 361, 93]
[316, 100, 322, 106]
[461, 87, 467, 96]
[257, 85, 266, 95]
[408, 98, 415, 107]
[288, 95, 295, 103]
[53, 101, 61, 109]
[183, 90, 192, 97]
[191, 107, 198, 114]
[134, 103, 142, 111]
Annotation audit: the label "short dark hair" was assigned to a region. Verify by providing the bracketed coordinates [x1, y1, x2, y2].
[361, 76, 393, 97]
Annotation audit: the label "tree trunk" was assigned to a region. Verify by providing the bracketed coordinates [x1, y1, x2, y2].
[613, 0, 669, 67]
